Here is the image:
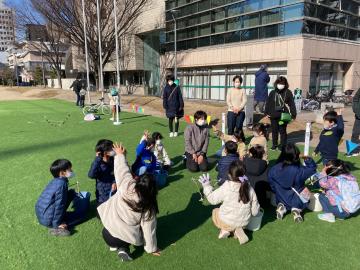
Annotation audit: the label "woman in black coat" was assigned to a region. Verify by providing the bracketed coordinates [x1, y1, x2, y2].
[163, 74, 184, 137]
[265, 76, 297, 150]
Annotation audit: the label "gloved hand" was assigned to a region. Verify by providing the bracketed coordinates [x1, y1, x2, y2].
[198, 173, 210, 186]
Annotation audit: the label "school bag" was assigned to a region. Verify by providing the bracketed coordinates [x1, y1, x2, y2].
[330, 175, 360, 214]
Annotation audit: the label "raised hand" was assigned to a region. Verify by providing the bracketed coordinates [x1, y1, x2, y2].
[113, 142, 126, 155]
[198, 173, 210, 186]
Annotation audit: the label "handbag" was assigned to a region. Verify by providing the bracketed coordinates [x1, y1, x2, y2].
[277, 92, 292, 123]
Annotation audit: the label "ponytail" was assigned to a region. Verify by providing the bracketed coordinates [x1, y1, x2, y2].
[228, 160, 250, 204]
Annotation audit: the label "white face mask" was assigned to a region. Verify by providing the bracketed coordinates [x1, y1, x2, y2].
[277, 84, 285, 90]
[234, 82, 241, 89]
[168, 80, 174, 86]
[108, 150, 116, 157]
[65, 171, 75, 179]
[156, 139, 161, 145]
[196, 119, 206, 126]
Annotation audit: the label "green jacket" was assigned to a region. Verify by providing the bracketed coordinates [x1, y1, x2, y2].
[353, 89, 360, 119]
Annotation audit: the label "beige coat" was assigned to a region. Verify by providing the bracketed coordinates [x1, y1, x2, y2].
[203, 181, 260, 228]
[226, 88, 247, 112]
[97, 154, 158, 253]
[249, 135, 268, 161]
[215, 130, 247, 157]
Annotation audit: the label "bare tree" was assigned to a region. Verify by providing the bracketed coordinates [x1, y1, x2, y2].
[25, 0, 150, 90]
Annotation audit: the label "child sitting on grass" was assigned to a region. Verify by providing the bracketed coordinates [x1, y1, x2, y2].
[35, 159, 90, 237]
[199, 160, 260, 245]
[152, 132, 171, 172]
[313, 109, 344, 164]
[216, 141, 240, 185]
[213, 125, 247, 159]
[317, 159, 360, 222]
[88, 139, 116, 206]
[132, 132, 157, 176]
[248, 123, 268, 161]
[268, 143, 317, 223]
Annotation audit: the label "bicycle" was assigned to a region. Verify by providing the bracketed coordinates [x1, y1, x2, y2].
[82, 97, 111, 115]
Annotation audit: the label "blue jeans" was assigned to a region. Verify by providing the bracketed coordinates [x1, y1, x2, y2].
[318, 193, 350, 219]
[227, 111, 245, 135]
[65, 191, 91, 227]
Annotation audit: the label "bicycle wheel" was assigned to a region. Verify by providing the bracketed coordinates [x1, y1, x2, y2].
[83, 105, 93, 115]
[101, 105, 111, 115]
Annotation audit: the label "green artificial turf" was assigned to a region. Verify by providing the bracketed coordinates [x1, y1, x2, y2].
[0, 99, 359, 270]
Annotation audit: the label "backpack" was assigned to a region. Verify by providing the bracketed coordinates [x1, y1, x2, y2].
[331, 175, 360, 214]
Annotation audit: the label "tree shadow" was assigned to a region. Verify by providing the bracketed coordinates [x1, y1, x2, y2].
[167, 174, 184, 184]
[287, 130, 313, 144]
[157, 193, 213, 249]
[170, 155, 186, 174]
[120, 114, 150, 121]
[152, 121, 167, 127]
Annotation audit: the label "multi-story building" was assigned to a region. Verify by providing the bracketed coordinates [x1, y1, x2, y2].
[163, 0, 360, 100]
[0, 0, 15, 63]
[25, 24, 48, 42]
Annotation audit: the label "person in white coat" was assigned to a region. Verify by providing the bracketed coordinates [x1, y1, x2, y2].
[97, 143, 161, 262]
[198, 160, 260, 244]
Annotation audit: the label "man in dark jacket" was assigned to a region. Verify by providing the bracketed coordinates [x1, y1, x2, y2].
[254, 64, 270, 113]
[216, 141, 239, 185]
[35, 159, 90, 236]
[163, 74, 184, 137]
[349, 88, 360, 156]
[70, 79, 82, 106]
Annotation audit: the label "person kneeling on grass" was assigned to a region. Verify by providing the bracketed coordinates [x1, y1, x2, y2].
[317, 159, 360, 223]
[98, 143, 161, 262]
[35, 159, 90, 237]
[268, 143, 317, 223]
[184, 110, 210, 172]
[198, 160, 260, 245]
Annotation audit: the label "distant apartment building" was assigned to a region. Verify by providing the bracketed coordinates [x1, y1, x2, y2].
[0, 0, 15, 63]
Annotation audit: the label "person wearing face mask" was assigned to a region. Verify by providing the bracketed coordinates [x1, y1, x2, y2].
[152, 132, 171, 172]
[184, 110, 210, 172]
[131, 136, 157, 177]
[265, 76, 297, 151]
[227, 75, 247, 135]
[88, 139, 117, 206]
[254, 64, 270, 113]
[162, 74, 184, 138]
[35, 159, 90, 236]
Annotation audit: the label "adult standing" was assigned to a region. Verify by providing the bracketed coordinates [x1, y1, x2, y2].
[70, 78, 82, 106]
[254, 64, 270, 113]
[184, 111, 210, 172]
[163, 74, 184, 138]
[265, 76, 297, 150]
[226, 75, 247, 135]
[349, 88, 360, 157]
[98, 143, 161, 262]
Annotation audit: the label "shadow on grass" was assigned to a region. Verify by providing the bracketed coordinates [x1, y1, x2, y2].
[120, 114, 150, 121]
[157, 193, 213, 250]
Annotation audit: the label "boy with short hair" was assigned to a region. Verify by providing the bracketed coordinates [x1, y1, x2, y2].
[216, 141, 240, 185]
[35, 159, 90, 236]
[314, 109, 344, 164]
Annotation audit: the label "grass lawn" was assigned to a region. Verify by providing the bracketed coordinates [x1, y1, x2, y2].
[0, 99, 359, 270]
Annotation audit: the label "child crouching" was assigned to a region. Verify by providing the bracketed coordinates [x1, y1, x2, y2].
[198, 160, 260, 244]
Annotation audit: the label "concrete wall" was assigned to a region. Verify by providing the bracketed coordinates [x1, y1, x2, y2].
[47, 78, 74, 89]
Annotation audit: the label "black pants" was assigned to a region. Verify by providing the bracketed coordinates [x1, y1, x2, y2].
[227, 111, 245, 135]
[79, 96, 85, 108]
[185, 152, 208, 172]
[270, 119, 288, 148]
[351, 118, 360, 154]
[102, 227, 130, 252]
[169, 117, 179, 133]
[255, 181, 271, 207]
[75, 92, 81, 106]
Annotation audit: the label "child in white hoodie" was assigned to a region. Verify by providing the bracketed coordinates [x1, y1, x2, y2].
[152, 132, 171, 172]
[199, 160, 260, 244]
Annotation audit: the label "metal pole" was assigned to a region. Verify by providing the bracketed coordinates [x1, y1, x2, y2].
[81, 0, 91, 104]
[113, 0, 121, 100]
[171, 13, 177, 79]
[40, 42, 45, 88]
[96, 0, 104, 97]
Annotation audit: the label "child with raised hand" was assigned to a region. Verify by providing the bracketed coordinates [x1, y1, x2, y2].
[249, 123, 268, 161]
[132, 132, 157, 176]
[88, 139, 116, 206]
[313, 109, 344, 164]
[199, 160, 260, 245]
[213, 125, 247, 159]
[152, 132, 171, 172]
[268, 143, 317, 223]
[317, 159, 360, 222]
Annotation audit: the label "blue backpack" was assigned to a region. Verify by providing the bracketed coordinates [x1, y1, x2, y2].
[330, 175, 360, 214]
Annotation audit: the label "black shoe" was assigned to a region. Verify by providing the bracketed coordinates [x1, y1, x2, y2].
[117, 249, 133, 262]
[291, 209, 303, 223]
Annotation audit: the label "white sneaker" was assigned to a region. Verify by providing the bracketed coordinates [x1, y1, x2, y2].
[173, 132, 178, 137]
[109, 118, 114, 121]
[169, 132, 174, 138]
[218, 230, 230, 239]
[109, 247, 117, 251]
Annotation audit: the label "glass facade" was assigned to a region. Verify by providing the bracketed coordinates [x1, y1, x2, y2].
[164, 0, 360, 51]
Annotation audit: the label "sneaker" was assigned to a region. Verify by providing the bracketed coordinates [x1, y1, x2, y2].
[173, 132, 178, 137]
[318, 213, 335, 223]
[346, 153, 359, 157]
[276, 203, 286, 220]
[291, 209, 303, 223]
[117, 249, 133, 262]
[234, 227, 249, 245]
[169, 132, 174, 138]
[49, 228, 70, 237]
[109, 118, 114, 121]
[218, 230, 230, 239]
[109, 247, 117, 252]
